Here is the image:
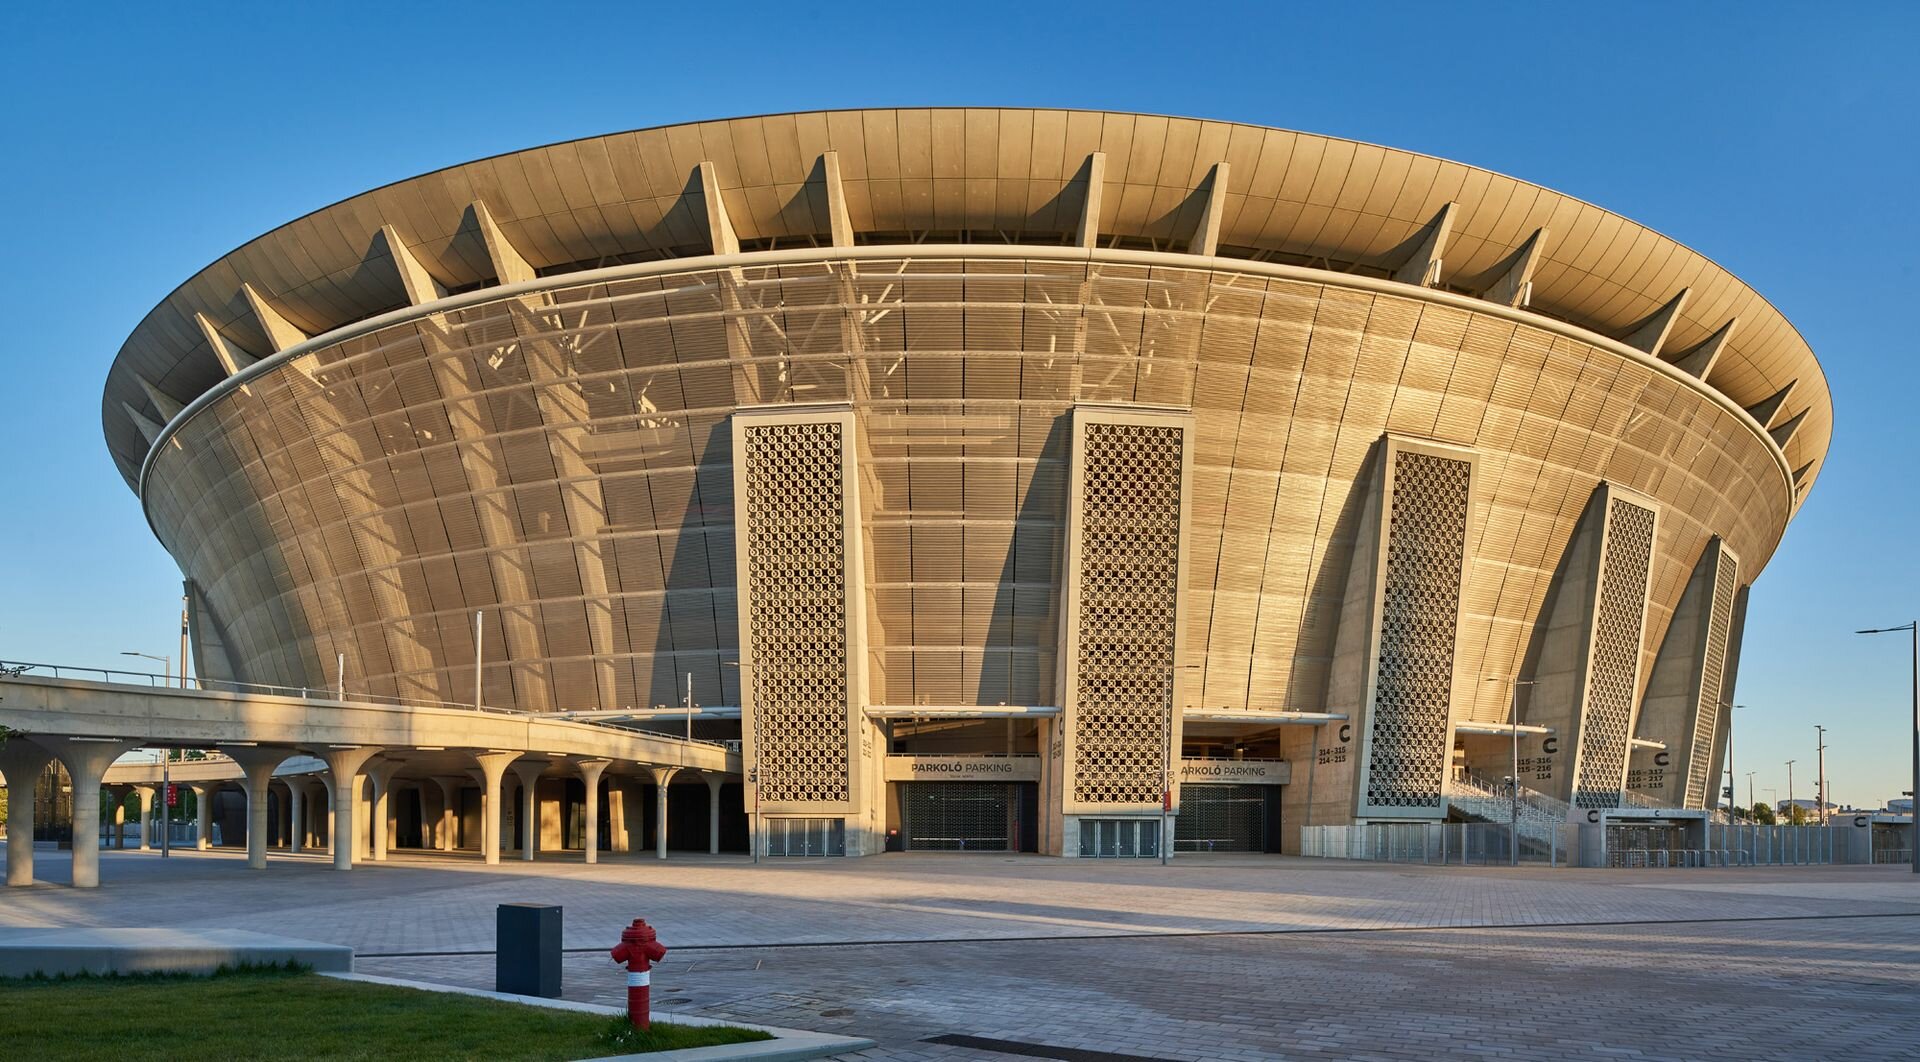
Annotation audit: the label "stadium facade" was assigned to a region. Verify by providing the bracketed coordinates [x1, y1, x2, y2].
[102, 109, 1829, 858]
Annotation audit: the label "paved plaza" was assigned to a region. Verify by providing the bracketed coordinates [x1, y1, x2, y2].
[3, 843, 1917, 1060]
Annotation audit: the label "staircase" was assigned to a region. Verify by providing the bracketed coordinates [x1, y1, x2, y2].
[1447, 770, 1569, 854]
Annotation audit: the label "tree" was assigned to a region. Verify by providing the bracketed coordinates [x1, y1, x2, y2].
[1752, 802, 1776, 825]
[1787, 803, 1809, 826]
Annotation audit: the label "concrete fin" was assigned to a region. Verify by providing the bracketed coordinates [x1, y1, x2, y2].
[1768, 408, 1808, 448]
[1621, 289, 1690, 357]
[470, 201, 536, 286]
[195, 312, 260, 377]
[136, 376, 184, 421]
[1074, 152, 1106, 250]
[240, 283, 310, 353]
[1668, 318, 1737, 381]
[121, 401, 163, 445]
[1744, 379, 1797, 427]
[821, 151, 854, 248]
[373, 224, 446, 306]
[1483, 227, 1548, 307]
[1187, 162, 1231, 257]
[698, 161, 739, 256]
[1392, 202, 1455, 287]
[1791, 460, 1815, 485]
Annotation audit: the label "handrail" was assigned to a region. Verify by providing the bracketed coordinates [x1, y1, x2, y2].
[0, 658, 731, 750]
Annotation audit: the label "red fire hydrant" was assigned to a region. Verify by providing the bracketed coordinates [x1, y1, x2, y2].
[609, 918, 668, 1029]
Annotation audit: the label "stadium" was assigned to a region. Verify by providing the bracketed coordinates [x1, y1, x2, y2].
[95, 108, 1829, 859]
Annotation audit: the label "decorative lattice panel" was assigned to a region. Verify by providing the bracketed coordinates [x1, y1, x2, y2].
[1573, 498, 1657, 809]
[1685, 550, 1740, 807]
[1071, 422, 1185, 805]
[742, 421, 850, 804]
[1364, 450, 1473, 812]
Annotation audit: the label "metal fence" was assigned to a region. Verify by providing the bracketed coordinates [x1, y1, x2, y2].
[1300, 822, 1566, 866]
[1699, 824, 1842, 866]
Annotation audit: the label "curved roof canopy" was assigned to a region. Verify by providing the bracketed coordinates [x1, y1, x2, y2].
[102, 108, 1831, 504]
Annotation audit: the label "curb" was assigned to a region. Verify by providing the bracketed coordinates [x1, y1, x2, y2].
[323, 972, 875, 1061]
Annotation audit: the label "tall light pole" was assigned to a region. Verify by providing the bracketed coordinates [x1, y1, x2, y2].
[1854, 622, 1916, 874]
[178, 595, 190, 691]
[1785, 760, 1796, 822]
[1745, 771, 1757, 816]
[121, 651, 172, 857]
[472, 610, 485, 710]
[1485, 676, 1536, 866]
[1814, 725, 1828, 825]
[1723, 703, 1745, 821]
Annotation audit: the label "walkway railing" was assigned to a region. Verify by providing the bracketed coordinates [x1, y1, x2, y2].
[1447, 771, 1568, 851]
[0, 658, 731, 750]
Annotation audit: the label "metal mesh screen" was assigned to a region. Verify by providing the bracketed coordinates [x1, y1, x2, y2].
[1574, 498, 1657, 810]
[1365, 450, 1472, 812]
[1686, 549, 1740, 807]
[743, 421, 851, 804]
[1175, 784, 1267, 852]
[1070, 422, 1185, 805]
[902, 782, 1014, 851]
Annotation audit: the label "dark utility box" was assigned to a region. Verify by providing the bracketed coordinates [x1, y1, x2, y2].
[496, 903, 563, 998]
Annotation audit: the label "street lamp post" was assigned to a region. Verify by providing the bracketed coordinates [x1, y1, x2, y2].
[121, 651, 172, 858]
[1745, 771, 1757, 818]
[1855, 621, 1918, 873]
[1785, 760, 1796, 822]
[1485, 676, 1537, 866]
[1723, 703, 1745, 822]
[1814, 725, 1828, 825]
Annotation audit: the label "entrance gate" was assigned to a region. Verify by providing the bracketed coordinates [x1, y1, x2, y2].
[1176, 784, 1280, 852]
[901, 782, 1037, 852]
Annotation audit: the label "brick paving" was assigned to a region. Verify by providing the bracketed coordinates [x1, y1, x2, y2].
[5, 842, 1918, 1059]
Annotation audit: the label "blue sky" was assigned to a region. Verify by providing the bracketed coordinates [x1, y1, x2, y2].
[1, 4, 1914, 808]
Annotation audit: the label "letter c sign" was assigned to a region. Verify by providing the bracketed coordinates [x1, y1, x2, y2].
[1542, 737, 1558, 755]
[1338, 723, 1352, 743]
[1586, 810, 1601, 824]
[1654, 751, 1671, 767]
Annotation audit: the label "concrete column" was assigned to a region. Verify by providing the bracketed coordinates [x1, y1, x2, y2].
[190, 784, 212, 849]
[577, 760, 612, 864]
[226, 748, 291, 870]
[134, 786, 156, 851]
[471, 752, 517, 865]
[319, 777, 336, 853]
[649, 766, 680, 860]
[108, 787, 127, 849]
[40, 738, 136, 889]
[0, 739, 52, 886]
[367, 761, 403, 861]
[706, 774, 725, 854]
[608, 783, 630, 853]
[433, 777, 461, 851]
[307, 780, 327, 849]
[288, 782, 304, 853]
[317, 747, 381, 871]
[511, 760, 549, 862]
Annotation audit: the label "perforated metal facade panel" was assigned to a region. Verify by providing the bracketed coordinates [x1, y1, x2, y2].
[1362, 449, 1473, 814]
[1573, 497, 1659, 809]
[1059, 410, 1193, 811]
[138, 252, 1787, 787]
[1685, 547, 1741, 807]
[733, 409, 867, 812]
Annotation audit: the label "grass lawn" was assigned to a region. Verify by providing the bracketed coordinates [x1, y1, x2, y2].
[0, 965, 770, 1061]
